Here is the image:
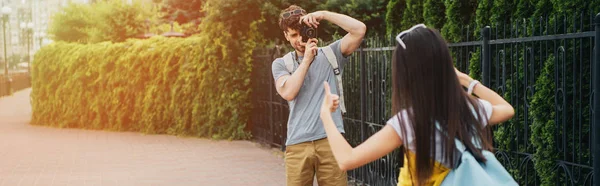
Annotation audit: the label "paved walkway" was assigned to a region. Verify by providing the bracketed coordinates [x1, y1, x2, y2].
[0, 89, 286, 186]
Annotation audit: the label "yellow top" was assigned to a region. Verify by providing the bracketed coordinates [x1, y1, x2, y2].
[397, 151, 451, 186]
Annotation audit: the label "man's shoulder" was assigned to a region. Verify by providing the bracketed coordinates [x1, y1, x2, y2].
[272, 56, 285, 65]
[273, 51, 296, 63]
[324, 39, 343, 48]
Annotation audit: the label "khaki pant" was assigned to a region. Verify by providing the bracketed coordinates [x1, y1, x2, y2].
[285, 138, 348, 186]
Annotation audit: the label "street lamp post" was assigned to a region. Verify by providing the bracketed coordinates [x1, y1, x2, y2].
[39, 32, 44, 47]
[37, 32, 44, 49]
[161, 21, 186, 38]
[2, 6, 11, 95]
[26, 22, 33, 74]
[20, 21, 33, 74]
[20, 22, 26, 71]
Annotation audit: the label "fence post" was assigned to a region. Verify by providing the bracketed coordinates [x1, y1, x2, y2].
[360, 39, 366, 141]
[482, 26, 491, 86]
[593, 13, 600, 186]
[269, 47, 275, 149]
[359, 39, 366, 181]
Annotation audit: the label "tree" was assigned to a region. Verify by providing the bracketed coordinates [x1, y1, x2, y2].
[423, 0, 446, 30]
[160, 0, 204, 25]
[48, 0, 151, 44]
[400, 0, 423, 31]
[88, 0, 151, 43]
[441, 0, 477, 42]
[182, 0, 264, 138]
[385, 0, 406, 37]
[7, 54, 21, 69]
[324, 0, 388, 37]
[48, 3, 94, 43]
[529, 0, 592, 185]
[467, 0, 492, 80]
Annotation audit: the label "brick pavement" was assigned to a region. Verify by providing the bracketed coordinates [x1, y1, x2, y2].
[0, 89, 287, 186]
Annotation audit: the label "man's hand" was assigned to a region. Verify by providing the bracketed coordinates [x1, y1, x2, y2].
[321, 81, 340, 115]
[299, 11, 325, 28]
[302, 38, 319, 63]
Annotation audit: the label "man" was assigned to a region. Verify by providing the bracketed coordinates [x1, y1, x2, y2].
[271, 5, 366, 186]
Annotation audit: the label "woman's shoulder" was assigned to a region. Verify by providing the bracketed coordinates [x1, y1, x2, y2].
[386, 110, 412, 138]
[386, 110, 409, 125]
[473, 98, 493, 120]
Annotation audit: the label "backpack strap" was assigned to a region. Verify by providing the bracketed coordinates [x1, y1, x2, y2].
[282, 48, 346, 114]
[282, 52, 295, 73]
[277, 52, 295, 88]
[322, 46, 346, 114]
[434, 122, 469, 153]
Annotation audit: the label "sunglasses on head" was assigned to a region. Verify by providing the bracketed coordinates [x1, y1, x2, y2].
[281, 9, 306, 19]
[396, 24, 427, 49]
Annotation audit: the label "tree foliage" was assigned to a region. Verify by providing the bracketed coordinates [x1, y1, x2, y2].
[160, 0, 204, 25]
[423, 0, 445, 30]
[49, 0, 151, 44]
[48, 3, 94, 43]
[385, 0, 406, 37]
[400, 0, 423, 30]
[259, 0, 388, 43]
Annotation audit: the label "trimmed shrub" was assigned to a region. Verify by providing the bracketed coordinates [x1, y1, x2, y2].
[31, 0, 263, 140]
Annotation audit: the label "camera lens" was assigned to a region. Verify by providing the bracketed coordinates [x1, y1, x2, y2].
[300, 24, 316, 42]
[306, 29, 315, 37]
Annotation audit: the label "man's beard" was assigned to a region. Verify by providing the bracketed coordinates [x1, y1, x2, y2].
[294, 45, 306, 54]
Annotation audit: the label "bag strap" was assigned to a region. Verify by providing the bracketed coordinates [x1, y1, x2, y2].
[434, 101, 486, 153]
[322, 46, 346, 114]
[434, 122, 468, 153]
[282, 52, 294, 73]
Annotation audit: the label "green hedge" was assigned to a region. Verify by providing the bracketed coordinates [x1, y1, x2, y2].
[385, 0, 407, 37]
[422, 0, 445, 30]
[31, 0, 262, 140]
[530, 55, 558, 185]
[400, 0, 423, 31]
[441, 0, 476, 43]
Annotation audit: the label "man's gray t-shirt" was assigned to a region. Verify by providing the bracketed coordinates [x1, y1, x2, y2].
[271, 40, 348, 146]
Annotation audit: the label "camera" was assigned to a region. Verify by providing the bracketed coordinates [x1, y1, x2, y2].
[300, 23, 317, 43]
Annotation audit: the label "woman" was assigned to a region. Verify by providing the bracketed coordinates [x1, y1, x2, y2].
[319, 24, 515, 185]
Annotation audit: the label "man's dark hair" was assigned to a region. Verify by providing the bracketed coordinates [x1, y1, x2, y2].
[278, 5, 306, 32]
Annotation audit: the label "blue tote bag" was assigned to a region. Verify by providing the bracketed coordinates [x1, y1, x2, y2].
[432, 121, 518, 185]
[440, 138, 518, 186]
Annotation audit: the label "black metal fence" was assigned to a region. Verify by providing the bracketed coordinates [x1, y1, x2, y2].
[251, 13, 600, 186]
[251, 46, 289, 150]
